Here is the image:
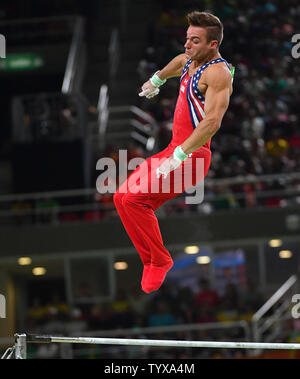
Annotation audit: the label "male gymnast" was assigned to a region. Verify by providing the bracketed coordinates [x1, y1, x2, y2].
[114, 11, 233, 293]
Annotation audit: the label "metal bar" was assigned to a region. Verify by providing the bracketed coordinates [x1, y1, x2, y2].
[1, 347, 14, 359]
[259, 299, 291, 335]
[15, 334, 27, 359]
[131, 131, 148, 145]
[97, 84, 109, 136]
[130, 119, 153, 136]
[252, 275, 297, 321]
[1, 188, 299, 220]
[1, 172, 300, 202]
[24, 334, 300, 350]
[205, 172, 300, 186]
[62, 17, 84, 94]
[130, 106, 158, 125]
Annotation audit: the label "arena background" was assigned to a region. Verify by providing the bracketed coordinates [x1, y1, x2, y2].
[0, 0, 300, 360]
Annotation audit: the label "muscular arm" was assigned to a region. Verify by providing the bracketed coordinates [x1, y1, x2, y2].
[140, 54, 187, 95]
[156, 53, 188, 80]
[180, 65, 232, 155]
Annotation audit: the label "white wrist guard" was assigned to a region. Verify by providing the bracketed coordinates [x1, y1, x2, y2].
[150, 71, 167, 87]
[174, 146, 188, 162]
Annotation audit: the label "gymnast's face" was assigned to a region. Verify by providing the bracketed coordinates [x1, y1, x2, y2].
[184, 26, 218, 63]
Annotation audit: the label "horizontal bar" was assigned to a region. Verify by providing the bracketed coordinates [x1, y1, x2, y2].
[26, 334, 51, 343]
[1, 172, 300, 202]
[24, 334, 300, 350]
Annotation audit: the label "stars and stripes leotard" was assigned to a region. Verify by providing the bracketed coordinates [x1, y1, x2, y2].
[171, 57, 231, 151]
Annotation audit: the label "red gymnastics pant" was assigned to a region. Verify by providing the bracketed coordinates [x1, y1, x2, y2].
[113, 143, 211, 293]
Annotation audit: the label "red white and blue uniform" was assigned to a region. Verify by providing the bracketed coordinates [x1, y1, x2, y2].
[114, 58, 229, 289]
[172, 57, 230, 151]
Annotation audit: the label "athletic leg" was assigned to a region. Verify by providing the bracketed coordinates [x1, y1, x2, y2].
[114, 145, 211, 293]
[140, 148, 211, 293]
[113, 147, 172, 287]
